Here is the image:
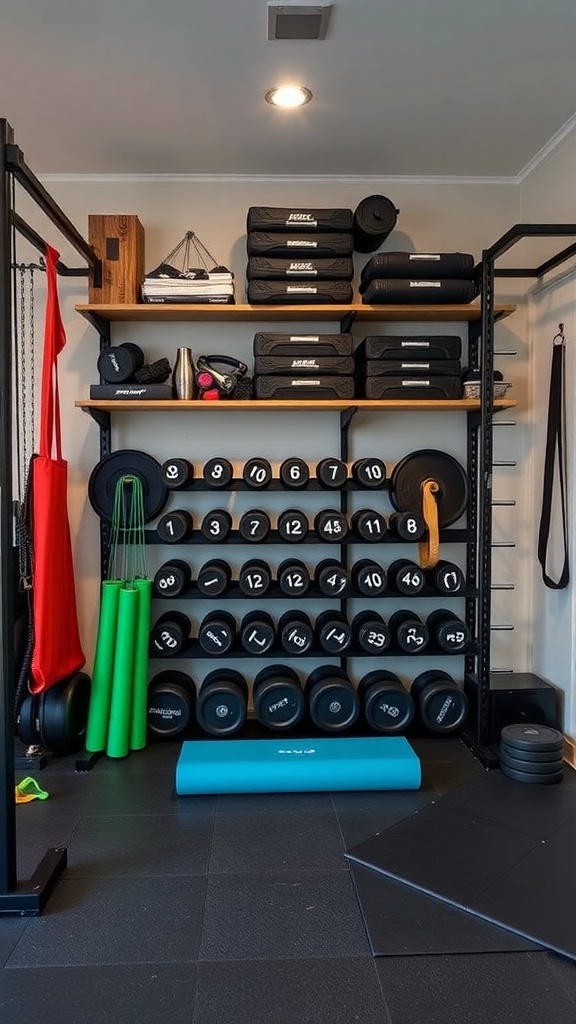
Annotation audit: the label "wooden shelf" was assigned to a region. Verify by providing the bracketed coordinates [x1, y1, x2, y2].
[76, 398, 517, 413]
[75, 301, 517, 324]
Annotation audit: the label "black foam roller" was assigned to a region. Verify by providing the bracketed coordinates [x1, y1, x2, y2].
[353, 195, 399, 253]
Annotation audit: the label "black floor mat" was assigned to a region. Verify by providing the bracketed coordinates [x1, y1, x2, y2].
[346, 767, 576, 961]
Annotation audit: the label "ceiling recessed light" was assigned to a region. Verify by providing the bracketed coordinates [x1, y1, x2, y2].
[265, 85, 313, 109]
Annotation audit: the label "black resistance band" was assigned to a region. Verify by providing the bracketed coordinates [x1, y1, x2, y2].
[537, 323, 569, 589]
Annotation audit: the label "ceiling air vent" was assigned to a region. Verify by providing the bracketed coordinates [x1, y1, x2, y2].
[267, 4, 333, 40]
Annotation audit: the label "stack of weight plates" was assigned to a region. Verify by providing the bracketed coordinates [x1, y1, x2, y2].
[355, 334, 463, 399]
[253, 332, 356, 399]
[499, 723, 565, 785]
[359, 251, 478, 305]
[246, 207, 354, 305]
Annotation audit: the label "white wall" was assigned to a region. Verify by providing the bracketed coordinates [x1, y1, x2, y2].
[17, 177, 529, 694]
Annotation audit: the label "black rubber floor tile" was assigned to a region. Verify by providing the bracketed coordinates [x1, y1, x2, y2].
[349, 862, 541, 955]
[375, 951, 576, 1024]
[333, 787, 434, 848]
[83, 768, 216, 816]
[16, 769, 105, 810]
[346, 803, 539, 905]
[0, 918, 30, 968]
[439, 770, 576, 839]
[0, 962, 197, 1023]
[472, 815, 576, 960]
[547, 951, 576, 1004]
[64, 811, 214, 877]
[199, 870, 369, 961]
[193, 957, 388, 1024]
[216, 791, 334, 815]
[409, 736, 477, 763]
[422, 757, 486, 796]
[16, 813, 80, 879]
[209, 808, 346, 874]
[6, 875, 207, 967]
[89, 742, 182, 775]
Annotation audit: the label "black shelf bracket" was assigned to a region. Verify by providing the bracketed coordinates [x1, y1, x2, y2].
[340, 310, 356, 334]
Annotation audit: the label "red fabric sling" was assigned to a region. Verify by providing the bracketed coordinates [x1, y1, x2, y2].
[29, 245, 85, 692]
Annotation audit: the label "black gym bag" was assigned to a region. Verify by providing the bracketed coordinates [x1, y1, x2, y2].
[247, 232, 354, 257]
[361, 279, 478, 305]
[360, 252, 475, 290]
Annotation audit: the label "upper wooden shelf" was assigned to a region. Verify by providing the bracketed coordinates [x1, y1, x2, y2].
[76, 398, 517, 413]
[75, 302, 517, 324]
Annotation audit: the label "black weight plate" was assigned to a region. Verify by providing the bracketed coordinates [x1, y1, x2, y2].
[500, 723, 564, 754]
[499, 741, 564, 764]
[498, 750, 565, 775]
[499, 763, 564, 785]
[88, 449, 169, 523]
[390, 449, 469, 527]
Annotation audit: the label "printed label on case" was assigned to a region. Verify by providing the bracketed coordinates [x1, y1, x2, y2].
[402, 340, 429, 347]
[287, 286, 318, 292]
[409, 281, 441, 287]
[409, 253, 440, 260]
[287, 239, 317, 247]
[291, 379, 321, 385]
[291, 359, 320, 367]
[402, 380, 430, 387]
[287, 262, 317, 273]
[286, 214, 317, 226]
[401, 362, 430, 369]
[289, 335, 319, 341]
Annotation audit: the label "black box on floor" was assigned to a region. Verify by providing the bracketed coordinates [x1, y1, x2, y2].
[465, 673, 560, 743]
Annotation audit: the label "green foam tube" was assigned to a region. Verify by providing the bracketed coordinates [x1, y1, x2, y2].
[86, 580, 122, 752]
[106, 586, 139, 758]
[130, 578, 152, 751]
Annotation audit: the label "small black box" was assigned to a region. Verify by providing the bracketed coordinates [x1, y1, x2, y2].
[465, 673, 560, 743]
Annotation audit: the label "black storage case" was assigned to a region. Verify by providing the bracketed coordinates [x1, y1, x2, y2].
[361, 279, 478, 305]
[465, 673, 559, 744]
[247, 232, 354, 257]
[254, 376, 356, 400]
[255, 354, 355, 376]
[253, 332, 353, 357]
[247, 280, 353, 305]
[360, 251, 475, 288]
[363, 360, 462, 378]
[363, 376, 463, 400]
[247, 206, 353, 233]
[247, 257, 354, 281]
[358, 335, 462, 361]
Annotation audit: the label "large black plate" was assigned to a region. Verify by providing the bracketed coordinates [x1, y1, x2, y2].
[390, 449, 469, 527]
[88, 449, 169, 523]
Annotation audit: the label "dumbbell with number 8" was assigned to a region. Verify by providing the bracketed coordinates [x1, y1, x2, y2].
[314, 508, 348, 542]
[202, 457, 234, 488]
[388, 511, 426, 541]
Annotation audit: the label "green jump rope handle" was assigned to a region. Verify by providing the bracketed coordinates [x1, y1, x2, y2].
[130, 578, 152, 751]
[85, 580, 122, 753]
[106, 586, 139, 759]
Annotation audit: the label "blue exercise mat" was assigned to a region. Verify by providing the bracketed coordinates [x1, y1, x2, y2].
[176, 736, 421, 795]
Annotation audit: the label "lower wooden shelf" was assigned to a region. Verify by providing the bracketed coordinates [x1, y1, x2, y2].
[77, 398, 517, 413]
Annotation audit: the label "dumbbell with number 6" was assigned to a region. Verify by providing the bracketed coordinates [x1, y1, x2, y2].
[279, 457, 310, 489]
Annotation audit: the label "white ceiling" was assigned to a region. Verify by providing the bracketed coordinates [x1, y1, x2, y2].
[2, 0, 576, 179]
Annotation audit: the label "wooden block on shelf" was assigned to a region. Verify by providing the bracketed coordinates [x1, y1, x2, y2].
[88, 214, 145, 303]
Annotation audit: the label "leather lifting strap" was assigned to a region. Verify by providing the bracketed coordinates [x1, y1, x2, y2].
[419, 478, 440, 569]
[538, 324, 569, 589]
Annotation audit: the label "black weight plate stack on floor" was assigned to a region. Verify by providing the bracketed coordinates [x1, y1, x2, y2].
[355, 332, 464, 399]
[246, 207, 354, 305]
[499, 724, 565, 785]
[253, 331, 357, 400]
[359, 251, 478, 308]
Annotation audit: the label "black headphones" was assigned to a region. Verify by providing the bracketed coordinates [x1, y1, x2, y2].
[195, 355, 251, 400]
[17, 672, 91, 756]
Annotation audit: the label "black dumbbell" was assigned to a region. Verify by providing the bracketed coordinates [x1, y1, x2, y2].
[316, 457, 348, 489]
[196, 558, 232, 597]
[314, 508, 348, 542]
[350, 508, 387, 542]
[277, 507, 309, 543]
[196, 669, 248, 737]
[426, 560, 465, 595]
[387, 511, 426, 542]
[305, 666, 360, 733]
[388, 609, 429, 653]
[242, 456, 273, 489]
[279, 457, 310, 490]
[202, 457, 234, 488]
[352, 610, 391, 653]
[351, 558, 387, 596]
[238, 558, 272, 597]
[253, 665, 306, 732]
[97, 342, 145, 383]
[277, 610, 314, 655]
[153, 559, 191, 598]
[238, 508, 271, 542]
[159, 458, 194, 490]
[426, 609, 470, 652]
[239, 610, 275, 655]
[147, 671, 196, 740]
[315, 558, 349, 596]
[388, 558, 425, 596]
[197, 610, 236, 655]
[351, 457, 387, 489]
[411, 670, 469, 735]
[157, 509, 194, 544]
[150, 610, 191, 657]
[316, 609, 352, 654]
[200, 508, 233, 543]
[357, 670, 415, 735]
[277, 558, 311, 597]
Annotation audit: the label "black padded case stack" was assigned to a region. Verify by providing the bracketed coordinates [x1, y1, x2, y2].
[356, 334, 463, 400]
[246, 207, 354, 305]
[253, 332, 356, 400]
[359, 252, 478, 306]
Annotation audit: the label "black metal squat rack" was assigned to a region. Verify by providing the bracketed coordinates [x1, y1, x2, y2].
[1, 114, 575, 914]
